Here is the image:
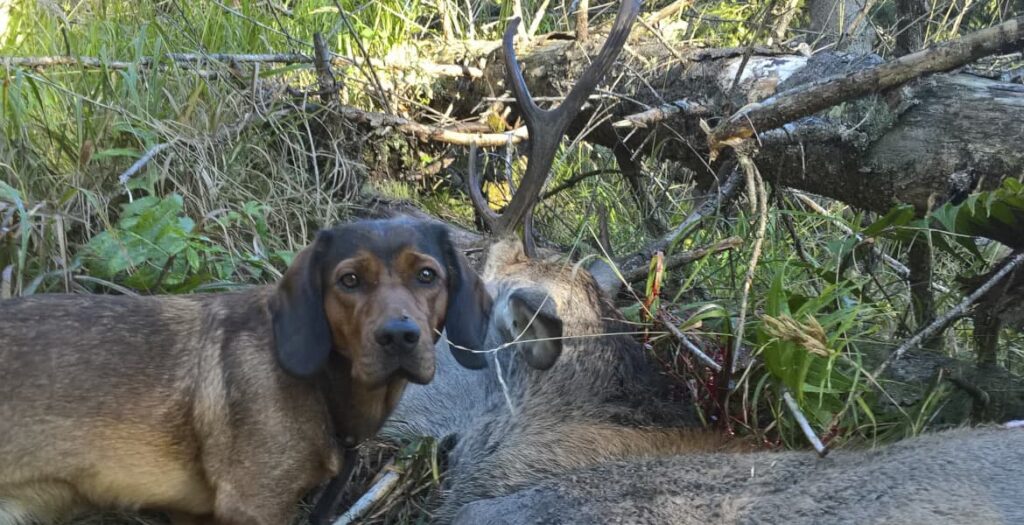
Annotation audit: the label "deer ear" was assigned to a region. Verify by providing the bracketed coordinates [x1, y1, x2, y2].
[586, 257, 623, 298]
[270, 230, 334, 378]
[502, 287, 563, 370]
[439, 231, 493, 370]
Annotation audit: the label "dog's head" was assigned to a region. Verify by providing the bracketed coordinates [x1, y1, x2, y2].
[270, 217, 492, 385]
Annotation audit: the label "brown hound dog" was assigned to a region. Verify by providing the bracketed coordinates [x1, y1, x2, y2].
[0, 216, 493, 525]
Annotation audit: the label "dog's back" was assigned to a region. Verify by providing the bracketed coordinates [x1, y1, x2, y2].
[0, 291, 272, 522]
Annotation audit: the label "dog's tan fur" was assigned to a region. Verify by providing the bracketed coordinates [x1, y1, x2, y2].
[0, 217, 492, 525]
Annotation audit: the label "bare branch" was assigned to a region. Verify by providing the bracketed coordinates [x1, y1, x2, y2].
[312, 32, 338, 105]
[708, 15, 1024, 158]
[0, 53, 483, 78]
[782, 387, 829, 457]
[824, 250, 1024, 450]
[658, 311, 723, 372]
[621, 237, 743, 283]
[118, 143, 172, 185]
[330, 468, 401, 525]
[789, 191, 952, 294]
[612, 99, 713, 128]
[615, 167, 745, 279]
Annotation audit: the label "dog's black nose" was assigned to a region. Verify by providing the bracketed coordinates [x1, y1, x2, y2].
[375, 318, 421, 352]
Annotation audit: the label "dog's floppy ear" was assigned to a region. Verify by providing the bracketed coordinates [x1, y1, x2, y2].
[271, 230, 334, 378]
[438, 229, 493, 370]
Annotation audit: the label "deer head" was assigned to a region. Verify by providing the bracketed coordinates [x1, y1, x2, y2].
[454, 1, 640, 371]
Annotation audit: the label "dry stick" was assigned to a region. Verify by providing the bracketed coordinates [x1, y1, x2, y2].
[0, 53, 484, 78]
[118, 143, 172, 185]
[824, 251, 1024, 450]
[527, 0, 552, 38]
[782, 386, 829, 456]
[540, 168, 620, 200]
[731, 148, 769, 371]
[707, 14, 1024, 157]
[614, 167, 745, 277]
[331, 469, 402, 525]
[622, 236, 743, 283]
[771, 0, 802, 43]
[646, 0, 694, 26]
[575, 0, 590, 42]
[612, 99, 713, 128]
[337, 105, 531, 146]
[658, 311, 723, 372]
[790, 190, 951, 294]
[312, 32, 338, 105]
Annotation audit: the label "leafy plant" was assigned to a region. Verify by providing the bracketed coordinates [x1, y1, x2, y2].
[81, 194, 283, 293]
[84, 194, 197, 292]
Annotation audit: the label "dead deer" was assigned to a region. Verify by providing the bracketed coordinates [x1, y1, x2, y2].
[382, 1, 1024, 523]
[450, 424, 1024, 524]
[383, 1, 747, 520]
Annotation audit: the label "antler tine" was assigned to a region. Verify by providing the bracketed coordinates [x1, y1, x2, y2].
[492, 0, 642, 238]
[467, 142, 501, 231]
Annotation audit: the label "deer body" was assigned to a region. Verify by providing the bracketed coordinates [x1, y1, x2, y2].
[451, 425, 1024, 525]
[389, 0, 1022, 521]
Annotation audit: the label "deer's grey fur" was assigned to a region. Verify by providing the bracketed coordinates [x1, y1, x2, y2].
[452, 425, 1024, 525]
[385, 240, 1024, 524]
[383, 241, 736, 521]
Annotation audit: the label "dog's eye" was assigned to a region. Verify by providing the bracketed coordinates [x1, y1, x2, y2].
[339, 273, 360, 289]
[417, 268, 437, 284]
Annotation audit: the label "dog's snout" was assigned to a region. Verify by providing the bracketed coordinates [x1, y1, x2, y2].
[374, 318, 421, 352]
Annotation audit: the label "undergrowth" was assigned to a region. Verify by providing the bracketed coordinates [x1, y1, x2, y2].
[2, 0, 1023, 522]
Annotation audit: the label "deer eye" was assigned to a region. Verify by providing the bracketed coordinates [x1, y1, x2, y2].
[417, 267, 438, 284]
[339, 273, 360, 289]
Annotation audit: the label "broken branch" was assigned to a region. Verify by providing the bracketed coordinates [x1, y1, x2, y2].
[708, 15, 1024, 156]
[615, 166, 745, 280]
[0, 52, 483, 78]
[658, 311, 723, 372]
[621, 236, 742, 283]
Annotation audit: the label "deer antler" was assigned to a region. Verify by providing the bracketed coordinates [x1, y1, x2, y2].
[469, 0, 641, 247]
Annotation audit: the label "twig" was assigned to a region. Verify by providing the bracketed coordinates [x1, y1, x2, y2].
[657, 311, 723, 372]
[622, 236, 743, 283]
[611, 99, 713, 128]
[540, 169, 620, 200]
[336, 105, 530, 146]
[527, 0, 552, 38]
[614, 166, 745, 278]
[728, 0, 779, 96]
[872, 251, 1024, 384]
[575, 0, 590, 42]
[0, 53, 483, 78]
[782, 386, 829, 457]
[332, 0, 392, 114]
[312, 32, 338, 105]
[118, 143, 171, 185]
[512, 0, 528, 39]
[790, 190, 951, 294]
[708, 15, 1024, 157]
[824, 250, 1024, 449]
[331, 469, 401, 525]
